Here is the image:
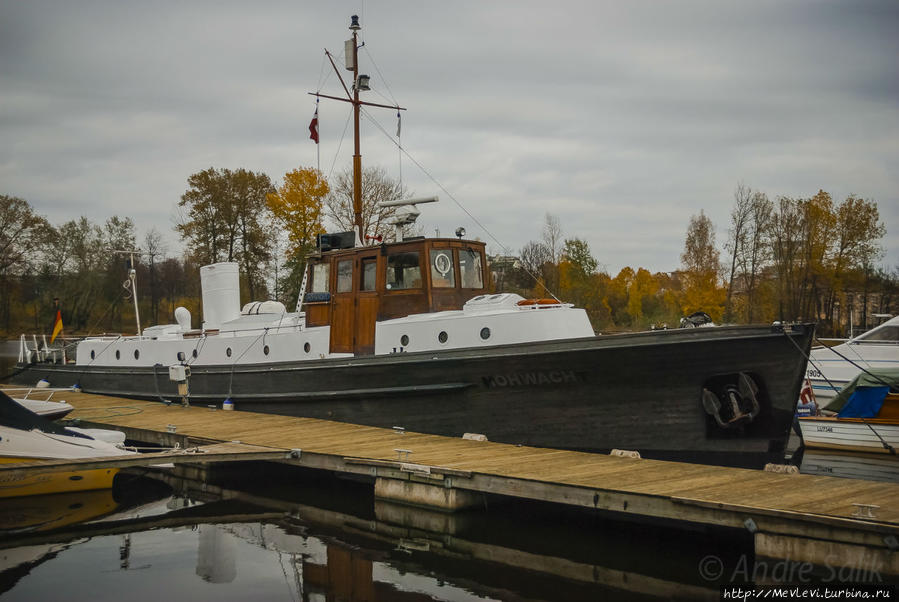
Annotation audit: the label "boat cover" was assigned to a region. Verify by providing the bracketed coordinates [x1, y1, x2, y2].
[0, 390, 90, 439]
[822, 367, 899, 415]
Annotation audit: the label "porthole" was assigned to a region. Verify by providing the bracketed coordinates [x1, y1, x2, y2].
[304, 342, 311, 353]
[263, 345, 270, 356]
[90, 350, 95, 360]
[226, 347, 232, 358]
[480, 327, 491, 340]
[400, 334, 410, 346]
[115, 350, 121, 360]
[438, 331, 448, 344]
[134, 349, 140, 360]
[192, 349, 198, 358]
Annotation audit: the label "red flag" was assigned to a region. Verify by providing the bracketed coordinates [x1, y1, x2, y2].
[308, 108, 319, 144]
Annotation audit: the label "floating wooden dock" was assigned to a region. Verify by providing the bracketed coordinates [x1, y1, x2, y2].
[3, 387, 898, 574]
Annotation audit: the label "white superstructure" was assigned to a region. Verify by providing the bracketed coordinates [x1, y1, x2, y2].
[69, 264, 593, 370]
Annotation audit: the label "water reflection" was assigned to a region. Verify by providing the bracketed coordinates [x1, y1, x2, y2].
[0, 466, 749, 601]
[795, 447, 899, 482]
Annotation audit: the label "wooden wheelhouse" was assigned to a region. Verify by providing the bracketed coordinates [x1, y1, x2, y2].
[304, 238, 488, 355]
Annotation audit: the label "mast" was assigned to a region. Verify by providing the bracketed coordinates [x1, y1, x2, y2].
[350, 16, 363, 242]
[310, 15, 405, 245]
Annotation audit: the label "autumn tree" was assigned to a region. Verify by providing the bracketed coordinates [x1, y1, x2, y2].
[608, 267, 635, 326]
[324, 165, 410, 242]
[828, 194, 885, 328]
[679, 211, 725, 320]
[796, 190, 836, 320]
[176, 167, 275, 301]
[541, 213, 563, 293]
[515, 240, 551, 296]
[266, 167, 329, 304]
[725, 184, 773, 323]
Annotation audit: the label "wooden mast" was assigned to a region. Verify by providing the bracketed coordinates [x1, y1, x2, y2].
[351, 19, 362, 243]
[310, 15, 406, 245]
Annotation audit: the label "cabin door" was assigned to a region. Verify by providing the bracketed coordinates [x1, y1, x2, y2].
[355, 254, 379, 355]
[330, 258, 355, 353]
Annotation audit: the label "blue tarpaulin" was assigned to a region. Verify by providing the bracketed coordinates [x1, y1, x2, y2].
[822, 367, 899, 413]
[836, 386, 890, 418]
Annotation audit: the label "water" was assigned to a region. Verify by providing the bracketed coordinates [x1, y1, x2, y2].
[0, 468, 751, 601]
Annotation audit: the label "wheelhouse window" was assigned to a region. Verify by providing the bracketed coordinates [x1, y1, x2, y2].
[460, 249, 484, 289]
[386, 252, 422, 290]
[361, 258, 377, 291]
[430, 249, 455, 288]
[336, 259, 353, 293]
[311, 263, 329, 293]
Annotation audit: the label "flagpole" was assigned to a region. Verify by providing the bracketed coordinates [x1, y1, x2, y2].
[397, 110, 402, 190]
[316, 99, 320, 172]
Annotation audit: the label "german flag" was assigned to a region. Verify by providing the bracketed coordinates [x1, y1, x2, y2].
[50, 310, 63, 343]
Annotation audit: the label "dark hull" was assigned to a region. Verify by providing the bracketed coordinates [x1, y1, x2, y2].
[11, 324, 814, 462]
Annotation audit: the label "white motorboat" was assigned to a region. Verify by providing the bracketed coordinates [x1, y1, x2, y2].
[1, 386, 75, 420]
[806, 315, 899, 403]
[798, 368, 899, 454]
[0, 390, 133, 497]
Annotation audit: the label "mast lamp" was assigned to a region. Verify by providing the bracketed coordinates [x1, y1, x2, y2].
[349, 15, 361, 30]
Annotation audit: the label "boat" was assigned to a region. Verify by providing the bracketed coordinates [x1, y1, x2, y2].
[797, 367, 899, 454]
[8, 16, 816, 465]
[805, 315, 899, 403]
[0, 390, 133, 497]
[3, 387, 74, 421]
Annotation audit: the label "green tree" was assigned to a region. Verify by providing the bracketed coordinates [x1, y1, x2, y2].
[0, 195, 50, 333]
[177, 167, 275, 301]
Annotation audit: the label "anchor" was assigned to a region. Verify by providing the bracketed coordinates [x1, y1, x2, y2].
[702, 372, 761, 428]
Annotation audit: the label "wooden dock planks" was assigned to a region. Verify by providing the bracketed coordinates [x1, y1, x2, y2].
[5, 387, 899, 541]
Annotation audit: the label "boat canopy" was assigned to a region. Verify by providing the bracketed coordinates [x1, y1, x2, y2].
[823, 367, 899, 416]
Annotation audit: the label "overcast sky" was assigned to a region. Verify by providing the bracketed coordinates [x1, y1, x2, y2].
[2, 0, 897, 276]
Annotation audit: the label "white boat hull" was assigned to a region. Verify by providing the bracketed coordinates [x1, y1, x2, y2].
[798, 416, 899, 454]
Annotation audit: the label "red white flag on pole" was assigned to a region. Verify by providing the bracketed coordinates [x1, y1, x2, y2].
[308, 106, 319, 144]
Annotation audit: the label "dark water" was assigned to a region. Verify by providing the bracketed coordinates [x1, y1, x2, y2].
[2, 460, 896, 602]
[1, 467, 753, 602]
